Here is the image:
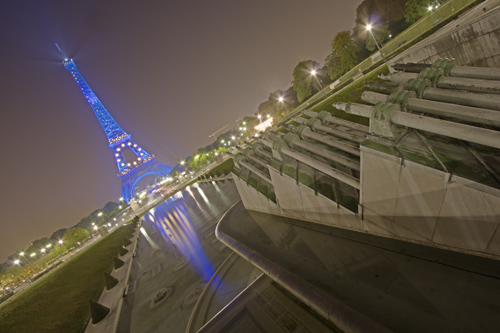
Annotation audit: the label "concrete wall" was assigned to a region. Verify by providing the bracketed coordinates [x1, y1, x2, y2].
[232, 176, 281, 216]
[233, 149, 500, 260]
[360, 146, 500, 258]
[391, 6, 500, 67]
[233, 169, 363, 233]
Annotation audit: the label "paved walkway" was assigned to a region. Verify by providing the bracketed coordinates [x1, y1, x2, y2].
[116, 181, 242, 332]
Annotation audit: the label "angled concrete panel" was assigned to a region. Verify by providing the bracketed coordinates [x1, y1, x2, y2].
[361, 151, 402, 222]
[394, 166, 447, 241]
[433, 183, 500, 252]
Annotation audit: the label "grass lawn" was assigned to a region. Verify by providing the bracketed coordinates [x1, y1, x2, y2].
[308, 65, 390, 126]
[0, 226, 131, 333]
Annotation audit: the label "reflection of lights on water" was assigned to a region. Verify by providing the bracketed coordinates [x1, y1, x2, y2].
[212, 181, 221, 193]
[185, 186, 211, 220]
[140, 227, 158, 249]
[196, 185, 210, 205]
[151, 201, 215, 281]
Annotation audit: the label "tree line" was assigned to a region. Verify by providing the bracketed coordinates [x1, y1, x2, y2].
[257, 0, 445, 118]
[174, 0, 443, 176]
[0, 201, 124, 290]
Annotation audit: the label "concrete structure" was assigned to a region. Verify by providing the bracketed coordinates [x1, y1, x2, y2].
[230, 60, 500, 262]
[389, 0, 500, 68]
[220, 61, 500, 331]
[87, 4, 500, 331]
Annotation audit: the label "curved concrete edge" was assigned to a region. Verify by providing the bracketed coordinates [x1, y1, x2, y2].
[186, 252, 239, 333]
[216, 202, 392, 333]
[196, 273, 270, 332]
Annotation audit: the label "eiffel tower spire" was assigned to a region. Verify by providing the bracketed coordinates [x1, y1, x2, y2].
[62, 58, 172, 203]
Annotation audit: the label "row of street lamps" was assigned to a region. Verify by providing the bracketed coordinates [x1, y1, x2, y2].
[277, 22, 388, 110]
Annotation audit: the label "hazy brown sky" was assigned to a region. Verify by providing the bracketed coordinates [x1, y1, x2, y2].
[0, 0, 362, 262]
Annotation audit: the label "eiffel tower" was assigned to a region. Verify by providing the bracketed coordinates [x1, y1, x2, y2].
[61, 58, 172, 203]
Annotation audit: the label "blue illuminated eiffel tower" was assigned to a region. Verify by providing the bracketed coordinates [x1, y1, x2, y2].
[62, 58, 172, 203]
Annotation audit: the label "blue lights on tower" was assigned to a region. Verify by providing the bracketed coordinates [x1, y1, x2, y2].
[62, 58, 172, 203]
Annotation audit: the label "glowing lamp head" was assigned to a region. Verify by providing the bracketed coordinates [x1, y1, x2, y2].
[20, 252, 24, 256]
[14, 260, 19, 265]
[311, 69, 317, 76]
[279, 97, 284, 102]
[366, 24, 372, 31]
[428, 5, 433, 11]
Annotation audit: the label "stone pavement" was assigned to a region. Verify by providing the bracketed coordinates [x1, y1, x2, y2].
[116, 181, 244, 332]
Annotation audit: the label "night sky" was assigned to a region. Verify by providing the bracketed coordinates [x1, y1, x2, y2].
[0, 0, 362, 262]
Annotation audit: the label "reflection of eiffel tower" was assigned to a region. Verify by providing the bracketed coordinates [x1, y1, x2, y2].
[62, 58, 172, 203]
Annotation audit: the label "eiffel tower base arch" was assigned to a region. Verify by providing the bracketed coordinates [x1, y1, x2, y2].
[119, 156, 172, 204]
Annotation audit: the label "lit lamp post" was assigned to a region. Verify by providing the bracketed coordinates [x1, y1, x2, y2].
[278, 96, 288, 111]
[310, 70, 327, 97]
[366, 24, 388, 65]
[14, 260, 33, 284]
[19, 252, 36, 272]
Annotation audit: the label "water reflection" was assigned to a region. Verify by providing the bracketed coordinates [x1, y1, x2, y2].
[139, 226, 158, 250]
[195, 184, 210, 205]
[143, 183, 238, 282]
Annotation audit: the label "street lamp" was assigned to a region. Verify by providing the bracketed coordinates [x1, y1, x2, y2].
[310, 70, 327, 97]
[366, 24, 388, 65]
[278, 96, 288, 111]
[19, 252, 36, 272]
[14, 259, 33, 284]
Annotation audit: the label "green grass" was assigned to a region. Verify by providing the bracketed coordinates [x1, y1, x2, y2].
[308, 66, 390, 126]
[0, 226, 131, 333]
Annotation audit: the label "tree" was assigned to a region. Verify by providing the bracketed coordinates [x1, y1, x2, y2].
[62, 228, 90, 249]
[327, 31, 362, 77]
[189, 151, 208, 171]
[48, 243, 66, 260]
[355, 0, 407, 28]
[292, 60, 320, 103]
[50, 228, 67, 242]
[364, 23, 391, 51]
[404, 0, 430, 23]
[324, 52, 344, 82]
